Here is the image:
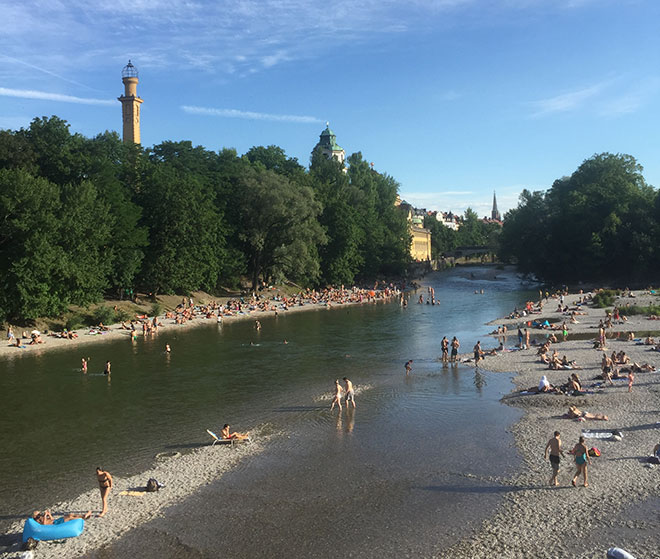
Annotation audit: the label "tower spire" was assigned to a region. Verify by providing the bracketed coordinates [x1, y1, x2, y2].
[118, 60, 143, 144]
[491, 191, 501, 221]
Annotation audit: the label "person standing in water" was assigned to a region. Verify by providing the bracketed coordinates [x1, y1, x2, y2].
[544, 431, 564, 486]
[81, 358, 88, 374]
[473, 341, 482, 365]
[450, 337, 460, 362]
[441, 337, 449, 362]
[343, 377, 356, 408]
[405, 360, 413, 374]
[104, 360, 111, 375]
[96, 467, 113, 517]
[331, 379, 343, 411]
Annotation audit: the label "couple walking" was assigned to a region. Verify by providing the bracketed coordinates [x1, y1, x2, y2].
[544, 431, 592, 487]
[331, 378, 356, 411]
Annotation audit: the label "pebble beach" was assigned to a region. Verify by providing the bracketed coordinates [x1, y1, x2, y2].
[446, 291, 660, 559]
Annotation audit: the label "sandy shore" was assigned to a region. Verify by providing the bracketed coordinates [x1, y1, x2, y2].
[445, 291, 660, 558]
[2, 434, 272, 558]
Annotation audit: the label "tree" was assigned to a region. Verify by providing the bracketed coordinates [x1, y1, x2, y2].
[501, 153, 659, 282]
[236, 167, 325, 290]
[137, 163, 226, 294]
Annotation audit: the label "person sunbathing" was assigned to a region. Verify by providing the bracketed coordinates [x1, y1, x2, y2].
[568, 373, 581, 389]
[32, 509, 92, 525]
[562, 357, 582, 370]
[221, 424, 249, 440]
[566, 405, 608, 421]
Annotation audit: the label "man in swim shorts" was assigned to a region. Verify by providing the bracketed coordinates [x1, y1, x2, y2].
[544, 431, 564, 486]
[441, 337, 449, 362]
[343, 377, 356, 408]
[450, 337, 459, 362]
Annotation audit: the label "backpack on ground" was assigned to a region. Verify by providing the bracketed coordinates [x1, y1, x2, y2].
[145, 478, 160, 492]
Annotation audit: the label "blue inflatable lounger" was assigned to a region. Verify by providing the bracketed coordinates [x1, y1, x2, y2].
[22, 517, 85, 542]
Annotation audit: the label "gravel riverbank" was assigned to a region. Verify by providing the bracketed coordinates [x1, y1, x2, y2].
[446, 291, 660, 558]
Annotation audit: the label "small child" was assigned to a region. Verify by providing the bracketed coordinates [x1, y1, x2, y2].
[628, 369, 634, 393]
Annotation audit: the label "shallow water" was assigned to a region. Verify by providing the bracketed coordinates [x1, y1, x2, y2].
[1, 266, 534, 554]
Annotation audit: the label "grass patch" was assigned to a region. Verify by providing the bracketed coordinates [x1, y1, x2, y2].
[592, 289, 618, 308]
[622, 304, 660, 317]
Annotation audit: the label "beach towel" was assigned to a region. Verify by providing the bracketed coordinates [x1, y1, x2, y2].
[119, 490, 146, 496]
[581, 429, 616, 439]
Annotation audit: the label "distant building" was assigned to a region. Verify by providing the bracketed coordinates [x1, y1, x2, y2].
[118, 60, 143, 144]
[398, 201, 432, 262]
[491, 191, 501, 221]
[315, 123, 345, 165]
[436, 211, 461, 230]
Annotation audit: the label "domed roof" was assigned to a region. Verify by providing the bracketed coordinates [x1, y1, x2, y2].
[121, 60, 138, 79]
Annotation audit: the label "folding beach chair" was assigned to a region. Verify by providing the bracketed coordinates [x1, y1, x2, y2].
[207, 429, 250, 446]
[207, 429, 225, 446]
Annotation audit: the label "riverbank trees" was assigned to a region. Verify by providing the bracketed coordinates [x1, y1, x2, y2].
[501, 153, 660, 283]
[0, 117, 411, 322]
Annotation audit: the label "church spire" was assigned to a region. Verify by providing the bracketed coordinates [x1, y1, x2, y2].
[491, 191, 501, 221]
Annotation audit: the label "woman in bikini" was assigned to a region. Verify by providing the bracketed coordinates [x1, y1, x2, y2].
[96, 467, 113, 517]
[571, 436, 591, 487]
[221, 424, 249, 440]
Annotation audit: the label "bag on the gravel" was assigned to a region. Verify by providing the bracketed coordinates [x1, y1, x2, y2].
[145, 478, 160, 492]
[588, 447, 601, 457]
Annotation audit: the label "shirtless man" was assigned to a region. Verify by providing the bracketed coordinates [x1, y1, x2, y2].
[450, 337, 460, 362]
[544, 431, 565, 486]
[473, 341, 482, 365]
[104, 360, 111, 376]
[32, 509, 92, 524]
[343, 377, 356, 408]
[331, 379, 343, 411]
[96, 467, 113, 517]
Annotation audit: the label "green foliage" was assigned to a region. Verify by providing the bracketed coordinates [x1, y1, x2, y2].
[502, 153, 660, 282]
[0, 116, 418, 322]
[65, 313, 85, 330]
[237, 166, 325, 290]
[92, 305, 117, 325]
[115, 308, 131, 322]
[620, 304, 660, 316]
[592, 290, 618, 308]
[150, 302, 163, 317]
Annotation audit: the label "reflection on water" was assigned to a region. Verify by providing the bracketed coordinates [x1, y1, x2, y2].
[1, 266, 534, 553]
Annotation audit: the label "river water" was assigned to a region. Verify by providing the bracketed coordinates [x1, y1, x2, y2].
[0, 266, 535, 556]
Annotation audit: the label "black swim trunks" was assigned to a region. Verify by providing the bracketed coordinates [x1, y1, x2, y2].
[549, 454, 560, 470]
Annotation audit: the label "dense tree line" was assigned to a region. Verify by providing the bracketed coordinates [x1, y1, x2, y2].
[0, 116, 413, 321]
[500, 153, 660, 283]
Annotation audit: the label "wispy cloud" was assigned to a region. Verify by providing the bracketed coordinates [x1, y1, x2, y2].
[529, 75, 660, 118]
[0, 87, 115, 106]
[181, 105, 323, 124]
[529, 82, 606, 117]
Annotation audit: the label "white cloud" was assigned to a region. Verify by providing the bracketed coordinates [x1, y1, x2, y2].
[529, 75, 660, 119]
[529, 82, 606, 117]
[181, 105, 323, 124]
[0, 87, 115, 106]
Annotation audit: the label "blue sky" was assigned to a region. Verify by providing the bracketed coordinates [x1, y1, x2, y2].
[1, 0, 658, 217]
